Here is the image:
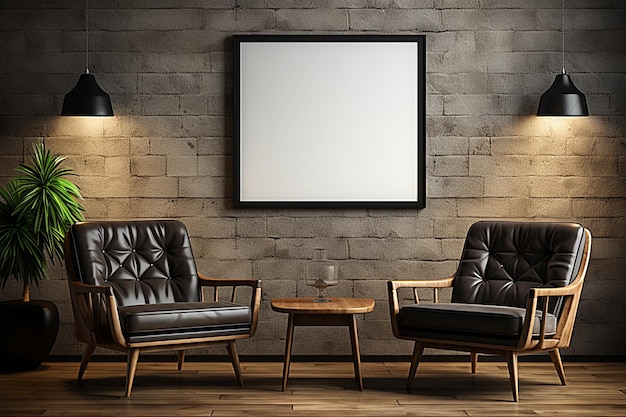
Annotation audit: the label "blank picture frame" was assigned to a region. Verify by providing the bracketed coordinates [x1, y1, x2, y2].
[234, 34, 426, 208]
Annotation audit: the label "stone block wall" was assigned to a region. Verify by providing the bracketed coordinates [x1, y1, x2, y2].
[0, 1, 624, 358]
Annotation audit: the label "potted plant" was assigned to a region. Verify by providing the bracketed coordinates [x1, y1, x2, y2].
[0, 142, 84, 372]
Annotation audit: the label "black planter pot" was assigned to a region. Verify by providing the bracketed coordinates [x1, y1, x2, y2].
[0, 300, 59, 372]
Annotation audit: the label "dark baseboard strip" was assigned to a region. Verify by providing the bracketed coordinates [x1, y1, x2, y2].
[46, 354, 626, 363]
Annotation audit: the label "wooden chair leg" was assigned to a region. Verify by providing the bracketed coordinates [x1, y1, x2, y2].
[125, 348, 140, 397]
[177, 350, 186, 371]
[471, 352, 478, 374]
[77, 344, 96, 381]
[506, 351, 519, 402]
[549, 349, 567, 385]
[407, 342, 424, 390]
[227, 341, 244, 386]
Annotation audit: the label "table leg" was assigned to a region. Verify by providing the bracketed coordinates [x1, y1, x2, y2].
[282, 313, 295, 391]
[348, 314, 364, 390]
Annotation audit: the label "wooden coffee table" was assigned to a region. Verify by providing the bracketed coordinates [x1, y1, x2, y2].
[270, 297, 375, 391]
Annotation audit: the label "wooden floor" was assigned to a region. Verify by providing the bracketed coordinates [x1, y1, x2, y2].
[1, 360, 625, 416]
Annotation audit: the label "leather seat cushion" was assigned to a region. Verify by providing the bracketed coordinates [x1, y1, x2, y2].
[398, 303, 556, 338]
[118, 301, 251, 343]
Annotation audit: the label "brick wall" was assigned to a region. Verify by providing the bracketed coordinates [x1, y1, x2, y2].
[0, 1, 624, 357]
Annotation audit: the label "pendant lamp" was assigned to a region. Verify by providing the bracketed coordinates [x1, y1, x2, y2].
[62, 0, 113, 116]
[537, 0, 588, 116]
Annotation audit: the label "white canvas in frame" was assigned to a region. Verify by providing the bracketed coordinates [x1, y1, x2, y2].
[234, 35, 426, 208]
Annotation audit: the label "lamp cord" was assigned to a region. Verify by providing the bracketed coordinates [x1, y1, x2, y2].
[561, 0, 565, 74]
[85, 0, 89, 74]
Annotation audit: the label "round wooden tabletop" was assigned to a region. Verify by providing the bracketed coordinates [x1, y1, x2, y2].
[270, 297, 375, 315]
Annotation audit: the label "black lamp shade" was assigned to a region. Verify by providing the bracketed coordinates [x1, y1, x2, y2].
[62, 73, 114, 116]
[537, 73, 588, 116]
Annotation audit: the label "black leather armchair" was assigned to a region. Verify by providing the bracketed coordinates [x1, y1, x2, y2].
[65, 220, 261, 396]
[388, 221, 591, 401]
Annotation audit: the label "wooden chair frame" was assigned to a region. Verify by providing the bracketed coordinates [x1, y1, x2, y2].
[66, 235, 262, 397]
[388, 228, 591, 402]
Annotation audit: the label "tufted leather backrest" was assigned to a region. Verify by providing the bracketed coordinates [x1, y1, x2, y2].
[67, 220, 200, 306]
[451, 221, 586, 313]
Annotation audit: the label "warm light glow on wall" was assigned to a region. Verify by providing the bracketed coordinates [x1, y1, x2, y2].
[51, 115, 142, 156]
[48, 115, 142, 166]
[517, 115, 596, 139]
[51, 116, 106, 139]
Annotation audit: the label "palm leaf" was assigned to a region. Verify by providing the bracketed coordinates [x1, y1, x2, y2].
[0, 182, 46, 288]
[0, 142, 85, 287]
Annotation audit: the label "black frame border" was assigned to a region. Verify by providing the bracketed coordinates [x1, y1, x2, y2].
[233, 34, 426, 209]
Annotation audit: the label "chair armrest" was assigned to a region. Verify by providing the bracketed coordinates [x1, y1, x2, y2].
[388, 276, 455, 291]
[387, 276, 455, 338]
[198, 274, 261, 289]
[68, 280, 127, 348]
[389, 276, 455, 305]
[530, 283, 581, 298]
[69, 280, 114, 295]
[198, 273, 262, 337]
[518, 281, 585, 350]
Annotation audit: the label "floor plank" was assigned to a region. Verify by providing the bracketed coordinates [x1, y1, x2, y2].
[0, 361, 624, 416]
